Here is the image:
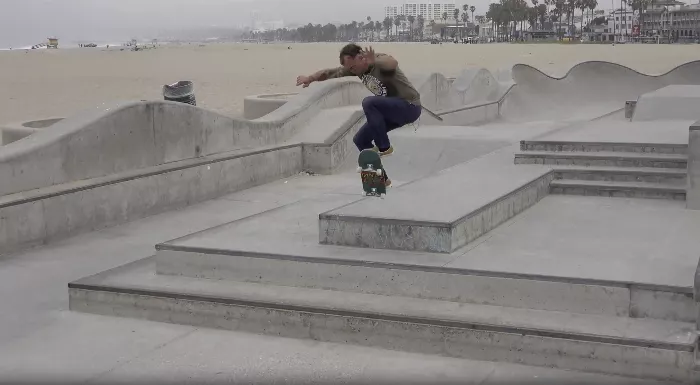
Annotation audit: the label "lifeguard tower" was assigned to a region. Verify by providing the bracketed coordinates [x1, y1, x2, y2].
[47, 37, 58, 49]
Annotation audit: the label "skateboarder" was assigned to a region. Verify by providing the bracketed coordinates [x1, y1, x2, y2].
[296, 43, 422, 157]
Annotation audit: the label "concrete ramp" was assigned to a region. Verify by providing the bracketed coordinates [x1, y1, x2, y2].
[501, 60, 700, 122]
[0, 79, 370, 196]
[451, 67, 511, 106]
[633, 85, 700, 122]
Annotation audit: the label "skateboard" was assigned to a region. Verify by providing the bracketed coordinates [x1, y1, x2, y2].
[357, 149, 389, 197]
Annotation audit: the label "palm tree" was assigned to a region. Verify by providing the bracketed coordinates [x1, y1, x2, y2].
[394, 16, 401, 39]
[453, 8, 460, 38]
[366, 16, 372, 41]
[470, 6, 476, 24]
[383, 17, 393, 39]
[442, 11, 448, 38]
[417, 15, 425, 40]
[462, 13, 469, 37]
[462, 4, 470, 39]
[407, 15, 416, 40]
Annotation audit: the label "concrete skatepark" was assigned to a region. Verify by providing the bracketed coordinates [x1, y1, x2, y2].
[4, 60, 700, 383]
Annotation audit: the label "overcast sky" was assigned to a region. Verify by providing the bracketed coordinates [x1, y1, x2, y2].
[0, 0, 491, 47]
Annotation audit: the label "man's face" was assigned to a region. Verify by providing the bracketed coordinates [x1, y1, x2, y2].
[341, 54, 368, 75]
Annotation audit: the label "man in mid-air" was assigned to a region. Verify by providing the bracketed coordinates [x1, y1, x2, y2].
[296, 43, 422, 158]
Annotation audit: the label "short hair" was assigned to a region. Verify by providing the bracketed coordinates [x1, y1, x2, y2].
[339, 43, 363, 64]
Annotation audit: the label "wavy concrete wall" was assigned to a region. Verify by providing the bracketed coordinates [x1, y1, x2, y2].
[500, 60, 700, 121]
[0, 78, 370, 197]
[6, 60, 700, 198]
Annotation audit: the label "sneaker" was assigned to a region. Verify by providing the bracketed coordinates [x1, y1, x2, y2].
[371, 145, 394, 157]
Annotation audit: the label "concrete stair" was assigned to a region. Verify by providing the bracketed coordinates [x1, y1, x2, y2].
[550, 180, 686, 200]
[69, 256, 698, 383]
[519, 140, 687, 154]
[515, 140, 688, 200]
[514, 151, 687, 169]
[68, 190, 700, 382]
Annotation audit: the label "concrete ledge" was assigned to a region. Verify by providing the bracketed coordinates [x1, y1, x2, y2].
[688, 121, 700, 210]
[319, 170, 553, 253]
[520, 140, 687, 154]
[515, 151, 688, 168]
[154, 246, 695, 322]
[0, 84, 376, 255]
[243, 93, 296, 119]
[0, 117, 64, 145]
[550, 180, 686, 200]
[301, 114, 365, 174]
[0, 144, 303, 256]
[68, 257, 698, 382]
[633, 85, 700, 122]
[0, 79, 370, 197]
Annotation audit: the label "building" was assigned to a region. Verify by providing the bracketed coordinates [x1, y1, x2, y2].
[384, 5, 401, 19]
[641, 0, 698, 40]
[384, 1, 457, 21]
[607, 7, 635, 41]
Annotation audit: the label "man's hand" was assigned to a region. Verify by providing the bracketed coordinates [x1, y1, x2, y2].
[362, 46, 375, 65]
[296, 75, 314, 88]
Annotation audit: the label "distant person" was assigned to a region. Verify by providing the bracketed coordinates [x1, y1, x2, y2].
[295, 43, 421, 157]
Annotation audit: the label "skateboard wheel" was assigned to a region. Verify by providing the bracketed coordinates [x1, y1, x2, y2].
[376, 169, 383, 176]
[356, 166, 363, 173]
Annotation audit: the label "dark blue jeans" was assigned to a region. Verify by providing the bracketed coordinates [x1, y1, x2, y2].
[353, 96, 422, 152]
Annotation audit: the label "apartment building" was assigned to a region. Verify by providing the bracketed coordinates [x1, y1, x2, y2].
[384, 1, 457, 21]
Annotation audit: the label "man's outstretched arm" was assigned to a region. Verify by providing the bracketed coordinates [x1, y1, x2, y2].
[296, 67, 353, 87]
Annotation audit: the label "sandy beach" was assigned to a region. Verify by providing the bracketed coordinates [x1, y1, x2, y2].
[2, 42, 700, 125]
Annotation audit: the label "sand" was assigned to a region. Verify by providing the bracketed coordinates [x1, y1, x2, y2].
[1, 42, 700, 125]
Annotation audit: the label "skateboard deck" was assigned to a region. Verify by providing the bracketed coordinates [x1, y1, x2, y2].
[357, 149, 389, 197]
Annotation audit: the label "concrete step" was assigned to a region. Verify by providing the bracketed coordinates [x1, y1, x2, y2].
[552, 166, 687, 185]
[520, 140, 687, 154]
[319, 146, 555, 253]
[69, 257, 698, 382]
[514, 151, 688, 169]
[155, 245, 695, 323]
[550, 180, 686, 200]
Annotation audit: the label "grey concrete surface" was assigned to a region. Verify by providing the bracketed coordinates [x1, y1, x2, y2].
[69, 258, 696, 381]
[501, 60, 700, 122]
[0, 173, 673, 385]
[7, 60, 700, 384]
[688, 122, 700, 210]
[316, 120, 573, 253]
[0, 78, 370, 197]
[319, 145, 553, 252]
[448, 195, 700, 291]
[154, 192, 688, 322]
[549, 179, 686, 200]
[0, 117, 63, 145]
[514, 151, 688, 168]
[0, 145, 303, 256]
[531, 119, 692, 146]
[551, 167, 687, 185]
[633, 85, 700, 122]
[243, 92, 297, 119]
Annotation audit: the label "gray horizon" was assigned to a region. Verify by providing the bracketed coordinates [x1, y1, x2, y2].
[0, 0, 489, 48]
